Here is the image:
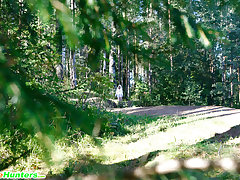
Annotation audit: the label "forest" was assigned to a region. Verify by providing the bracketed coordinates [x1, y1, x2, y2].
[0, 0, 240, 179]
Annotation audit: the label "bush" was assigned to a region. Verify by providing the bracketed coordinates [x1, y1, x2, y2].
[132, 81, 153, 106]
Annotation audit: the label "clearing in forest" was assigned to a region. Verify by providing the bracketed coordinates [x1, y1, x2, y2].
[105, 106, 240, 164]
[5, 106, 240, 179]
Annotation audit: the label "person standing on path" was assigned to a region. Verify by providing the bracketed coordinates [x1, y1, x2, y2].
[115, 85, 123, 102]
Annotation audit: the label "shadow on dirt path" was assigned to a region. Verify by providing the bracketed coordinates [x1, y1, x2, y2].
[110, 106, 240, 119]
[200, 124, 240, 144]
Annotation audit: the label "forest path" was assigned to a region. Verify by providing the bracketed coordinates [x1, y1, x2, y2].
[110, 105, 240, 118]
[104, 106, 240, 164]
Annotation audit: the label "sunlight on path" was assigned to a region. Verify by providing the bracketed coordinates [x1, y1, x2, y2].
[103, 106, 240, 164]
[110, 106, 238, 117]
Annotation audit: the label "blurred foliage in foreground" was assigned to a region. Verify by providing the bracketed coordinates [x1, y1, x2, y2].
[0, 58, 98, 168]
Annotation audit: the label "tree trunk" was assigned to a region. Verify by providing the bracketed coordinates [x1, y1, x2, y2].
[222, 56, 226, 105]
[230, 58, 233, 107]
[168, 0, 173, 71]
[62, 36, 66, 76]
[148, 2, 153, 93]
[148, 62, 152, 93]
[102, 51, 107, 75]
[69, 0, 77, 88]
[238, 64, 240, 103]
[56, 19, 64, 81]
[65, 47, 69, 78]
[128, 57, 130, 99]
[134, 30, 138, 82]
[109, 21, 116, 87]
[117, 45, 122, 85]
[70, 49, 77, 88]
[109, 47, 115, 84]
[121, 53, 124, 87]
[125, 55, 130, 100]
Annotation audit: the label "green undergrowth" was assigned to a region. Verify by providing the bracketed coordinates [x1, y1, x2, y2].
[100, 112, 187, 139]
[145, 137, 240, 179]
[1, 111, 240, 179]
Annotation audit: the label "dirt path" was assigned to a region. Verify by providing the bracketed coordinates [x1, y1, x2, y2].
[110, 105, 240, 118]
[104, 106, 240, 164]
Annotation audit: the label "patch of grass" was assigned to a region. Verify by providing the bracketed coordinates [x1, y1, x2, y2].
[101, 112, 187, 144]
[1, 112, 185, 176]
[2, 110, 240, 179]
[146, 136, 240, 179]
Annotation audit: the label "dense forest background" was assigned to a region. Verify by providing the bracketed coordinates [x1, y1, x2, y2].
[0, 0, 240, 177]
[1, 0, 240, 108]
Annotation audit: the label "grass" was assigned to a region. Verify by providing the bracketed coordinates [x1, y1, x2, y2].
[1, 110, 240, 179]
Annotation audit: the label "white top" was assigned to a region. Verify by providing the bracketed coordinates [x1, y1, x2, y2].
[115, 85, 123, 98]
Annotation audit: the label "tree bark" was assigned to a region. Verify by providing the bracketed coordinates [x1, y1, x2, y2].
[109, 21, 116, 87]
[70, 48, 77, 88]
[69, 0, 77, 88]
[148, 2, 153, 93]
[121, 53, 124, 87]
[125, 55, 130, 100]
[148, 62, 152, 93]
[222, 56, 226, 105]
[230, 58, 233, 107]
[238, 64, 240, 103]
[109, 47, 115, 84]
[168, 0, 173, 71]
[102, 50, 107, 75]
[134, 30, 138, 82]
[117, 45, 122, 85]
[56, 19, 64, 81]
[62, 36, 66, 76]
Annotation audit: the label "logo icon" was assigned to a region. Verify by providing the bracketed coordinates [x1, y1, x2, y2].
[0, 172, 45, 179]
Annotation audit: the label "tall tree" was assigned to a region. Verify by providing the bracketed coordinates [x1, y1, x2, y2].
[69, 0, 77, 88]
